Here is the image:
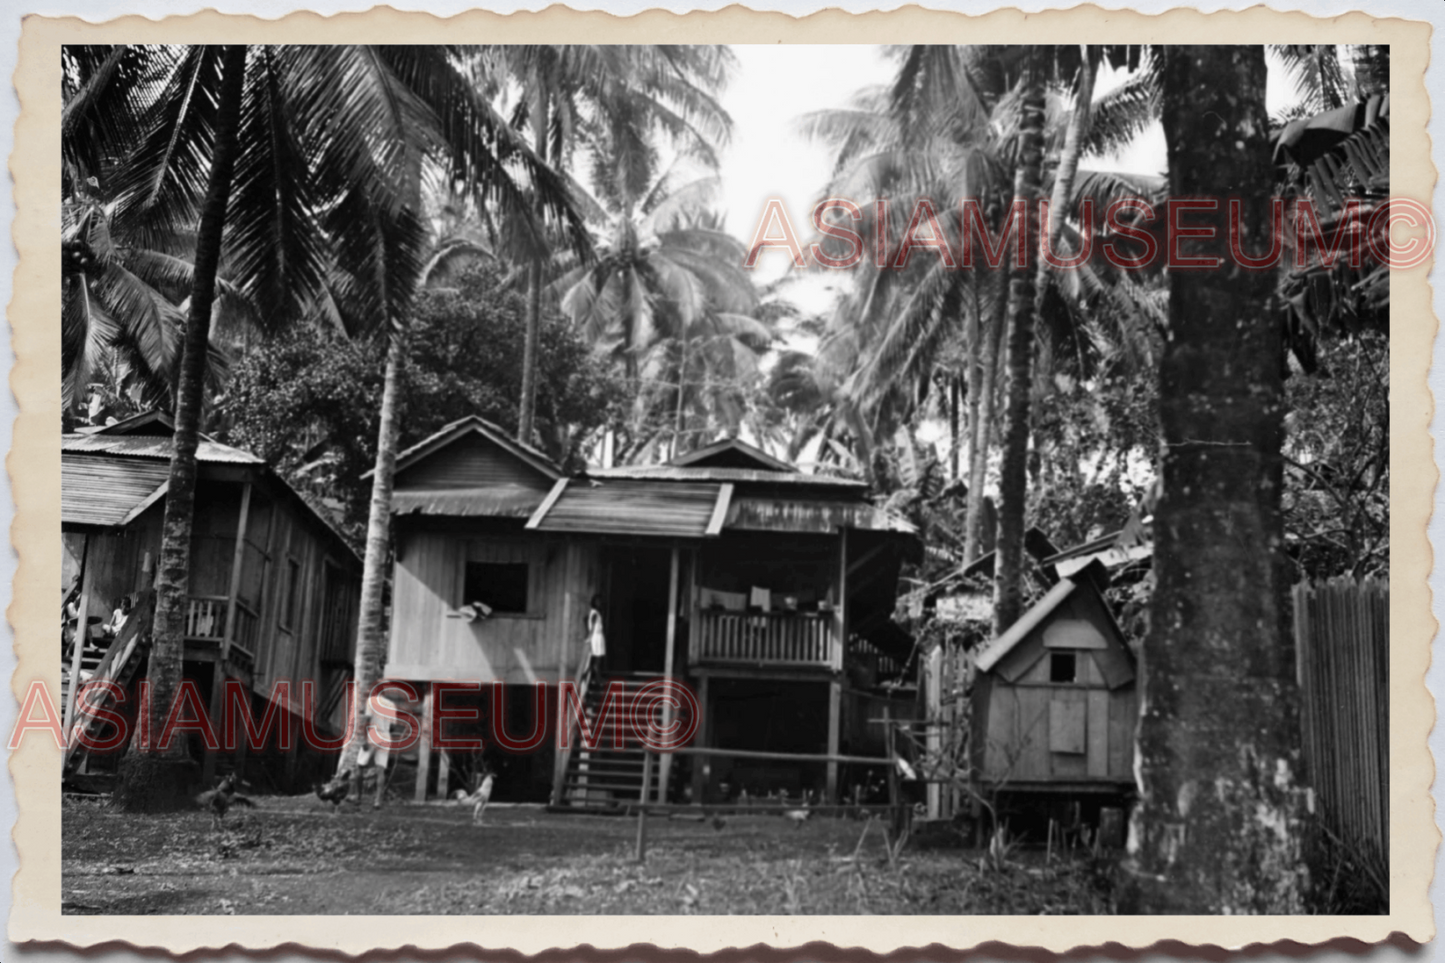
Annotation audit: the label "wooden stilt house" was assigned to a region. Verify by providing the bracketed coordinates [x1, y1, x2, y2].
[61, 412, 362, 790]
[383, 418, 922, 808]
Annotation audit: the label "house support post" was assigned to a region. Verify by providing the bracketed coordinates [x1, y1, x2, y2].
[415, 683, 434, 802]
[826, 679, 841, 803]
[690, 673, 710, 804]
[63, 534, 92, 738]
[657, 547, 680, 803]
[205, 482, 251, 787]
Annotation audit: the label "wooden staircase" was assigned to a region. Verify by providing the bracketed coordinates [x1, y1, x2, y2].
[551, 669, 677, 811]
[63, 590, 152, 778]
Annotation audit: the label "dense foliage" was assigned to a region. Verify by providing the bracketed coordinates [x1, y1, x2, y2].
[221, 268, 626, 541]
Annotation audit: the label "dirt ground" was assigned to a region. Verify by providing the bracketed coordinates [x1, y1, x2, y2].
[62, 794, 1116, 915]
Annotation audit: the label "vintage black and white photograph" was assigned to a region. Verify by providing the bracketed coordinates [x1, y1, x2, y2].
[52, 35, 1402, 921]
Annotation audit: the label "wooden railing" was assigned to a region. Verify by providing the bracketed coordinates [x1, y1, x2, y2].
[184, 595, 258, 669]
[185, 595, 228, 640]
[693, 610, 839, 668]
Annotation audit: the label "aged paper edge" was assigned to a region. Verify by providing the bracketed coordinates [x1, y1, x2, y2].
[9, 3, 1436, 953]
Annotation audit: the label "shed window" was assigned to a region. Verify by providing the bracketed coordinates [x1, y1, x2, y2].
[1049, 651, 1077, 684]
[464, 562, 530, 615]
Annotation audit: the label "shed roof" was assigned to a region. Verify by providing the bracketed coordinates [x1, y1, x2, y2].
[526, 479, 730, 538]
[389, 415, 562, 481]
[61, 454, 171, 527]
[974, 572, 1131, 683]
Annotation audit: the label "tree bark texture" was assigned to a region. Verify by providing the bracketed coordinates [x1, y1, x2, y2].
[964, 264, 1008, 564]
[1119, 45, 1308, 914]
[517, 84, 551, 445]
[116, 44, 248, 812]
[339, 332, 407, 786]
[992, 48, 1045, 634]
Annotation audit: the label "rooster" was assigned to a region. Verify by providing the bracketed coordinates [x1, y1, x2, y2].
[195, 773, 254, 829]
[314, 767, 353, 813]
[452, 770, 495, 825]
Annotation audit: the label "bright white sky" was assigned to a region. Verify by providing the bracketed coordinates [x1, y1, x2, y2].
[713, 45, 1296, 315]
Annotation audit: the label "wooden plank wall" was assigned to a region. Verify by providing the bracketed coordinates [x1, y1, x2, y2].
[1294, 576, 1389, 878]
[388, 530, 597, 682]
[981, 652, 1136, 784]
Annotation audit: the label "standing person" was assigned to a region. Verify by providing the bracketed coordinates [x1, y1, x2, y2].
[587, 595, 607, 679]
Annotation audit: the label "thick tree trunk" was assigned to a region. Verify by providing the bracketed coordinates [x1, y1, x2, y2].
[517, 85, 551, 444]
[339, 332, 407, 791]
[992, 49, 1045, 634]
[115, 44, 247, 813]
[1119, 45, 1308, 914]
[963, 265, 1007, 563]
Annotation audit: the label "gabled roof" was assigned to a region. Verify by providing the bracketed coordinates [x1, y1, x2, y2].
[62, 454, 171, 527]
[389, 415, 562, 481]
[75, 410, 179, 436]
[62, 432, 264, 464]
[61, 417, 359, 561]
[588, 464, 867, 489]
[667, 437, 797, 473]
[975, 568, 1127, 676]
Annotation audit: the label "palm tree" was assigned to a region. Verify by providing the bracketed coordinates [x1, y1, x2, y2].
[76, 44, 586, 808]
[1119, 44, 1308, 914]
[484, 44, 737, 445]
[804, 45, 1150, 611]
[555, 172, 761, 457]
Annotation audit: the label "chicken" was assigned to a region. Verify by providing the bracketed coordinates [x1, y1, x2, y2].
[314, 768, 353, 812]
[195, 773, 254, 829]
[452, 771, 494, 825]
[783, 808, 811, 828]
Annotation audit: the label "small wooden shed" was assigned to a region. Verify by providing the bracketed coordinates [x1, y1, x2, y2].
[969, 568, 1136, 794]
[61, 412, 362, 789]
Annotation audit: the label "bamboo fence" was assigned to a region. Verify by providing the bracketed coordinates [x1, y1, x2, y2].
[1293, 576, 1389, 879]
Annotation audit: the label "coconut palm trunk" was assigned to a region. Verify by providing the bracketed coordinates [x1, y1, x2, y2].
[517, 85, 551, 445]
[338, 331, 407, 790]
[991, 48, 1046, 634]
[1119, 44, 1308, 913]
[115, 44, 248, 812]
[963, 265, 1008, 563]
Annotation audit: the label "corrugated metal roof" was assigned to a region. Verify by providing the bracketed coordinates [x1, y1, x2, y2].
[667, 438, 797, 473]
[62, 454, 170, 527]
[62, 433, 264, 464]
[392, 486, 545, 518]
[389, 415, 561, 480]
[528, 480, 725, 538]
[589, 465, 866, 489]
[727, 497, 916, 534]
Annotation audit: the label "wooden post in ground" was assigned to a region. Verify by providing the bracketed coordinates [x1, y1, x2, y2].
[635, 751, 654, 862]
[926, 645, 942, 819]
[691, 674, 710, 804]
[657, 548, 680, 803]
[415, 683, 434, 802]
[436, 749, 451, 799]
[826, 679, 841, 803]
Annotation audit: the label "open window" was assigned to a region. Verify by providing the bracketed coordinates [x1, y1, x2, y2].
[1049, 650, 1078, 684]
[463, 561, 530, 615]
